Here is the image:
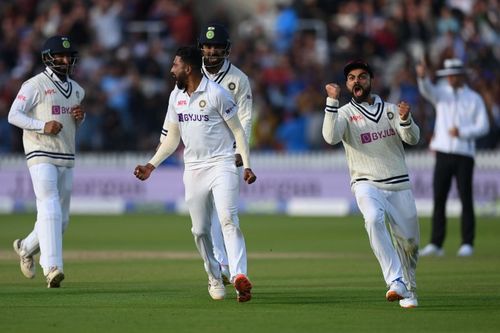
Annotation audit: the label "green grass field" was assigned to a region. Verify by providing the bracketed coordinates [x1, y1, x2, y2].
[1, 213, 499, 333]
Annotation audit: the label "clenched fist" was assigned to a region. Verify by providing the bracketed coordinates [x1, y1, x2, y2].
[325, 83, 341, 99]
[134, 163, 155, 181]
[398, 101, 411, 121]
[243, 168, 257, 184]
[71, 105, 85, 121]
[44, 120, 63, 135]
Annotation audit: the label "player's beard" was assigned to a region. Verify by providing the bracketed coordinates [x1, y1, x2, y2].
[173, 71, 187, 90]
[351, 83, 371, 103]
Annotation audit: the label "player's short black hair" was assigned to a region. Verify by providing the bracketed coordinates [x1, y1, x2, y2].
[176, 46, 202, 72]
[343, 60, 374, 79]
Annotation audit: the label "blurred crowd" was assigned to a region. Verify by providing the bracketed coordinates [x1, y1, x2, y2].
[0, 0, 499, 153]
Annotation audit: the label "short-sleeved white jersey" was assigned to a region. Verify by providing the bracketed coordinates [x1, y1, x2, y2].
[323, 94, 420, 191]
[202, 60, 253, 145]
[166, 76, 238, 170]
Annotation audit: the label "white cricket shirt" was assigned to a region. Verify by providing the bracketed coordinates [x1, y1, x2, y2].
[8, 67, 85, 167]
[323, 95, 420, 191]
[165, 76, 238, 170]
[202, 59, 253, 146]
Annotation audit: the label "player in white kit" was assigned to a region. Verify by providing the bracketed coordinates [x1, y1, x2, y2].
[135, 46, 256, 302]
[198, 23, 253, 284]
[8, 36, 85, 288]
[322, 60, 420, 308]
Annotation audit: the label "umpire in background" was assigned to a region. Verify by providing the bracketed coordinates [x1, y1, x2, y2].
[416, 58, 489, 257]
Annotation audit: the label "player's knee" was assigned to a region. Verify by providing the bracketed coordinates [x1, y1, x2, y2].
[363, 209, 385, 229]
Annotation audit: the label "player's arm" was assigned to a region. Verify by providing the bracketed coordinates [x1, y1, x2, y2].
[396, 101, 420, 145]
[322, 83, 346, 145]
[233, 78, 253, 167]
[134, 122, 180, 181]
[415, 62, 439, 105]
[7, 83, 61, 134]
[226, 116, 256, 184]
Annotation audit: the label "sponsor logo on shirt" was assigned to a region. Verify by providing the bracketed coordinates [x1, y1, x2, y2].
[360, 128, 396, 144]
[178, 113, 209, 122]
[52, 105, 72, 115]
[45, 89, 56, 95]
[177, 100, 187, 106]
[350, 115, 363, 122]
[225, 105, 236, 114]
[16, 94, 27, 101]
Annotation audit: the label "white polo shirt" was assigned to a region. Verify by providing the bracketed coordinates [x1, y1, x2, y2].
[166, 76, 238, 170]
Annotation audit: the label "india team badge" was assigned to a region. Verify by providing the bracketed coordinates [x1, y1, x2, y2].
[387, 111, 394, 120]
[199, 100, 207, 108]
[206, 26, 215, 40]
[228, 82, 236, 91]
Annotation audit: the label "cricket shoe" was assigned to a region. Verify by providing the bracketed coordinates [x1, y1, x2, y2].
[457, 244, 473, 257]
[419, 244, 444, 257]
[208, 277, 225, 300]
[46, 267, 65, 288]
[399, 291, 418, 308]
[221, 265, 231, 286]
[233, 274, 252, 303]
[13, 239, 35, 279]
[386, 278, 409, 302]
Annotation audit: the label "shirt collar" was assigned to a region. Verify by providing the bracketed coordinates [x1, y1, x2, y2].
[44, 67, 68, 83]
[202, 59, 230, 76]
[351, 94, 383, 106]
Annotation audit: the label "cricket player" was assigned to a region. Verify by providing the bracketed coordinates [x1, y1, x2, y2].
[135, 46, 256, 302]
[198, 23, 253, 284]
[322, 60, 420, 308]
[9, 35, 85, 288]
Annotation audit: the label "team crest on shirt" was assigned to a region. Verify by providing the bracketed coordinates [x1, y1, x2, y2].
[387, 112, 394, 120]
[199, 100, 207, 108]
[228, 82, 236, 90]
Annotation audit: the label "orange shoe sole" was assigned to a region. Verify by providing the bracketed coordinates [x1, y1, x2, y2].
[234, 274, 252, 302]
[386, 290, 404, 302]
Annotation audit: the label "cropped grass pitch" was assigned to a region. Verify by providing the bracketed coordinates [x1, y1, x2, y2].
[1, 213, 499, 333]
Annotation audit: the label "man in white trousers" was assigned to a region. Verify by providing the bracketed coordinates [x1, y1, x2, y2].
[135, 46, 256, 302]
[199, 23, 253, 284]
[9, 35, 85, 288]
[322, 60, 420, 308]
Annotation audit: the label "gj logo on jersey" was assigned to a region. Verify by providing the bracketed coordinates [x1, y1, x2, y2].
[360, 128, 396, 144]
[52, 105, 72, 115]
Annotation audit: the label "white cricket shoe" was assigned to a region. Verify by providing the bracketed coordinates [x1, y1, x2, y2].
[46, 267, 65, 288]
[220, 265, 231, 286]
[419, 244, 444, 257]
[386, 278, 409, 302]
[208, 277, 225, 300]
[13, 239, 35, 279]
[400, 291, 418, 308]
[457, 244, 473, 257]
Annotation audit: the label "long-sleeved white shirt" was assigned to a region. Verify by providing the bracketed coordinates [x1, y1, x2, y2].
[322, 95, 420, 191]
[417, 77, 489, 157]
[8, 67, 85, 167]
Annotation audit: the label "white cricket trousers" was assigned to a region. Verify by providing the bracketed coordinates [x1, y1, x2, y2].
[184, 162, 247, 282]
[22, 163, 73, 275]
[353, 182, 419, 291]
[210, 167, 243, 271]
